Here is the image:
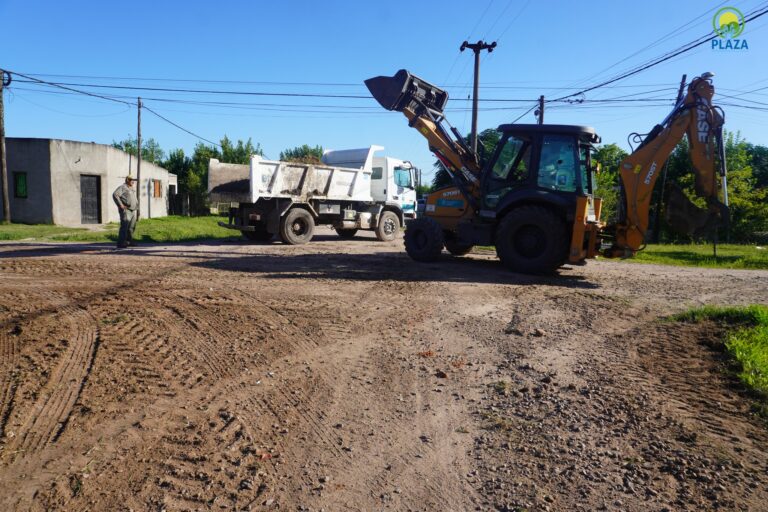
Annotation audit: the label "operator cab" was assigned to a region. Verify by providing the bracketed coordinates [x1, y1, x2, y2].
[482, 124, 601, 211]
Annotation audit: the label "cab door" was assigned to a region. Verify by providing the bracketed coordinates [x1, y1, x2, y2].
[482, 135, 532, 210]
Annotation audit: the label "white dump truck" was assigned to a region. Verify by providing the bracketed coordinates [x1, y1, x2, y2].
[219, 146, 418, 244]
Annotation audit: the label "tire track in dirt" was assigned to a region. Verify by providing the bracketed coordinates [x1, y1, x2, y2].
[0, 329, 19, 443]
[4, 302, 99, 460]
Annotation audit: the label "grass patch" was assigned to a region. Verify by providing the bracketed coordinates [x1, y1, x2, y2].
[629, 244, 768, 270]
[476, 243, 767, 269]
[0, 216, 240, 244]
[0, 223, 89, 240]
[673, 305, 768, 398]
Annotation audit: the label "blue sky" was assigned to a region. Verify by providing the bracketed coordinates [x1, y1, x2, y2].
[2, 0, 767, 183]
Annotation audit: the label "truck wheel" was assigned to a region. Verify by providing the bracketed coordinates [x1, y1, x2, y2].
[375, 211, 400, 241]
[495, 206, 568, 274]
[444, 237, 473, 256]
[404, 217, 444, 262]
[279, 208, 315, 245]
[335, 228, 358, 239]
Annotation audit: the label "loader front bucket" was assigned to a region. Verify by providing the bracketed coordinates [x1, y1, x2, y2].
[365, 69, 448, 115]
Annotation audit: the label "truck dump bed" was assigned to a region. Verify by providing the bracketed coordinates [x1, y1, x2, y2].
[249, 146, 380, 204]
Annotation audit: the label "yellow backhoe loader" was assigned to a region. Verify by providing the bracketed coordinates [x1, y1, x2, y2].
[365, 70, 729, 274]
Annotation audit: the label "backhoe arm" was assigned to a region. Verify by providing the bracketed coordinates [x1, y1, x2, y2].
[606, 73, 728, 257]
[365, 70, 483, 203]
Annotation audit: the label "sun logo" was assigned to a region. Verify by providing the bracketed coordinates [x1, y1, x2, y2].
[713, 7, 745, 38]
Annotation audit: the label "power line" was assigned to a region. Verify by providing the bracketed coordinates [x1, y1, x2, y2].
[142, 104, 221, 148]
[509, 103, 539, 123]
[7, 70, 135, 106]
[551, 4, 768, 102]
[12, 79, 372, 99]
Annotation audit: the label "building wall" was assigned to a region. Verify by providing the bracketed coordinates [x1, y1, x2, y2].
[48, 140, 176, 224]
[208, 158, 250, 204]
[2, 138, 53, 223]
[102, 145, 172, 222]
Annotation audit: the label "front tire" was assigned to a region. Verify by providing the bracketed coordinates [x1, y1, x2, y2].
[375, 211, 400, 241]
[279, 208, 315, 245]
[495, 206, 568, 274]
[404, 217, 444, 262]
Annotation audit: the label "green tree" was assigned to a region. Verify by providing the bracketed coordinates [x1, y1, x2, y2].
[658, 131, 767, 242]
[162, 136, 262, 214]
[593, 143, 627, 224]
[279, 144, 323, 164]
[746, 143, 768, 188]
[221, 136, 263, 164]
[112, 136, 165, 163]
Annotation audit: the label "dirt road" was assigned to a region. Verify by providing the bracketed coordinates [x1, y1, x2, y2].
[0, 229, 766, 511]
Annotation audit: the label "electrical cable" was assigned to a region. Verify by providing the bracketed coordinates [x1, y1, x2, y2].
[551, 4, 768, 102]
[142, 104, 221, 148]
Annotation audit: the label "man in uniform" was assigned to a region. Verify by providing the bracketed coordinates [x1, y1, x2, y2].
[112, 176, 138, 248]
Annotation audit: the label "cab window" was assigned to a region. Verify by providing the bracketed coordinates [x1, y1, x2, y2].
[537, 135, 577, 192]
[491, 136, 530, 182]
[394, 166, 412, 188]
[371, 167, 383, 180]
[579, 144, 592, 194]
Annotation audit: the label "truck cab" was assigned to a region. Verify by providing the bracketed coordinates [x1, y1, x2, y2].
[321, 146, 418, 218]
[370, 156, 418, 218]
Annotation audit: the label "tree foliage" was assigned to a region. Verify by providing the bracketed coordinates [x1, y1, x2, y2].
[159, 136, 262, 213]
[112, 136, 165, 163]
[279, 144, 323, 164]
[593, 143, 628, 224]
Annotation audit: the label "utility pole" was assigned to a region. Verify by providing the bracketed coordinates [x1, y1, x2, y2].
[136, 97, 142, 219]
[652, 74, 687, 243]
[460, 40, 496, 155]
[0, 70, 11, 224]
[536, 95, 545, 125]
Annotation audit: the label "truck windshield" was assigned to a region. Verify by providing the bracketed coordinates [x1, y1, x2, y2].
[394, 167, 412, 188]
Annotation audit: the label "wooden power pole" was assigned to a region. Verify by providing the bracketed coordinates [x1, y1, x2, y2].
[0, 70, 11, 224]
[536, 95, 545, 125]
[136, 97, 142, 219]
[460, 40, 496, 155]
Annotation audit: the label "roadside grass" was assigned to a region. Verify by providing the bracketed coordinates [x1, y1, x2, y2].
[475, 243, 768, 269]
[0, 216, 240, 244]
[673, 305, 768, 413]
[0, 223, 89, 240]
[631, 244, 768, 270]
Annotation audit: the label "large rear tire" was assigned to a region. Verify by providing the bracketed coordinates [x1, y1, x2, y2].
[495, 206, 568, 274]
[375, 211, 400, 241]
[404, 217, 444, 262]
[279, 208, 315, 245]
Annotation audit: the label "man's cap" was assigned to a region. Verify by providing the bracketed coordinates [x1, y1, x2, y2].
[125, 176, 136, 181]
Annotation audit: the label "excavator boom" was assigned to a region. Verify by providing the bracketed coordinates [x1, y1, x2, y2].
[606, 73, 729, 257]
